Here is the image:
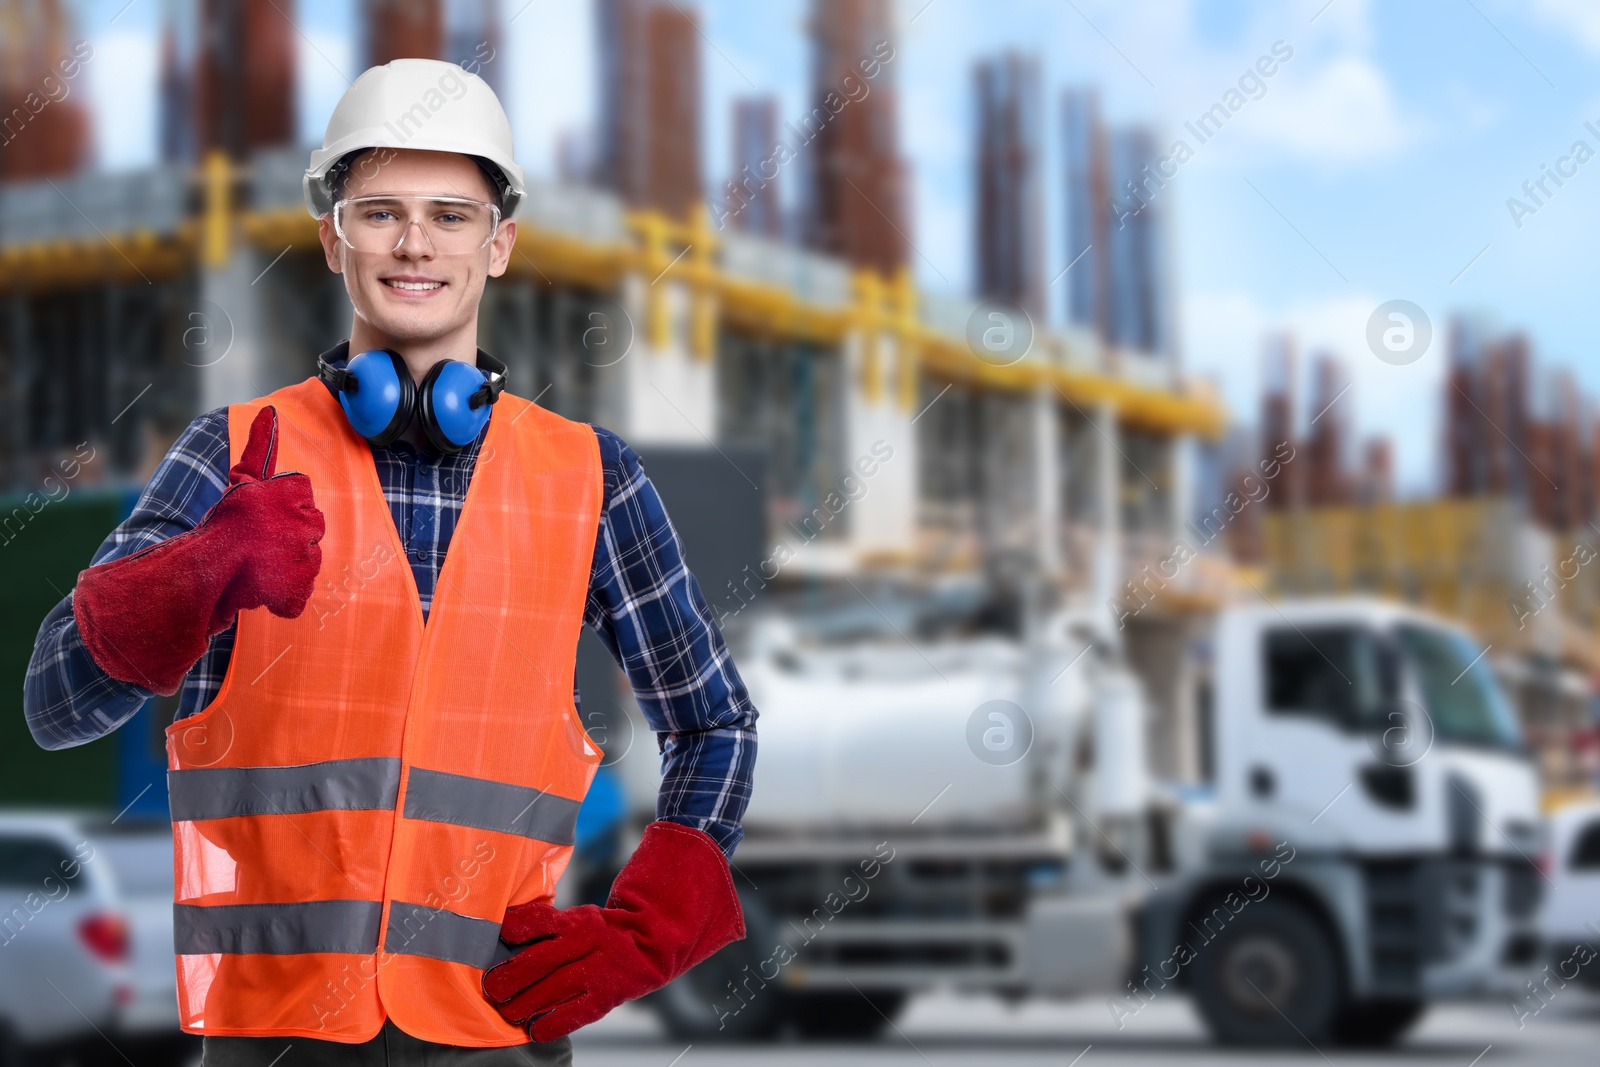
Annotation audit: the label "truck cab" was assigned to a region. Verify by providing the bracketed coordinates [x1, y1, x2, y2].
[1145, 598, 1543, 1044]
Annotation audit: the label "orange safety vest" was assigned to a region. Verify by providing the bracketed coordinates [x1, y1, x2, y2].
[163, 377, 604, 1045]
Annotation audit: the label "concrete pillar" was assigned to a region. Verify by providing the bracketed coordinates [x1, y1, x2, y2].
[614, 272, 716, 445]
[1092, 399, 1123, 636]
[1170, 433, 1197, 546]
[1031, 383, 1061, 575]
[843, 328, 917, 563]
[198, 243, 268, 411]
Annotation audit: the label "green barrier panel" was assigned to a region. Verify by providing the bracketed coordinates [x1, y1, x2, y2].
[0, 488, 133, 808]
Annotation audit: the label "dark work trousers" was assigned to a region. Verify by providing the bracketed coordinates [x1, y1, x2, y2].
[200, 1020, 572, 1067]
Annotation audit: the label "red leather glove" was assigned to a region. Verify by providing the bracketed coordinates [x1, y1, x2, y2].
[72, 406, 325, 695]
[481, 820, 746, 1041]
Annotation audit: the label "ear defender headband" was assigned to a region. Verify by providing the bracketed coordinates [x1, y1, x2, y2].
[318, 347, 507, 454]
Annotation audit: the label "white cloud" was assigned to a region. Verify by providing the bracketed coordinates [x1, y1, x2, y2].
[1227, 55, 1412, 165]
[1530, 0, 1600, 55]
[1183, 289, 1445, 495]
[1021, 0, 1410, 170]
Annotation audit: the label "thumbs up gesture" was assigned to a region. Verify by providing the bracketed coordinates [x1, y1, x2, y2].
[205, 406, 327, 629]
[74, 407, 327, 696]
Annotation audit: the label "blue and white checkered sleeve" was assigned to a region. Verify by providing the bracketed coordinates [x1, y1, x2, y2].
[583, 427, 758, 858]
[23, 408, 233, 751]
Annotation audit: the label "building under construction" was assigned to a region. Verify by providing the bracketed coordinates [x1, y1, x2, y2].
[725, 96, 783, 238]
[1256, 324, 1600, 790]
[973, 52, 1044, 320]
[803, 0, 908, 277]
[0, 0, 93, 180]
[0, 0, 1224, 788]
[1445, 316, 1598, 530]
[1060, 87, 1173, 361]
[596, 0, 702, 220]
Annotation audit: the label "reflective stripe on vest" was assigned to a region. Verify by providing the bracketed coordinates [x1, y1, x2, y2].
[165, 378, 603, 1046]
[167, 760, 582, 843]
[167, 758, 402, 821]
[172, 899, 517, 969]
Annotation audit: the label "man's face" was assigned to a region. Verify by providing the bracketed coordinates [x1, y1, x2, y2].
[317, 148, 517, 347]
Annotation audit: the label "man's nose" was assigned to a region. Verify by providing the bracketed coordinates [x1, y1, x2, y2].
[393, 217, 436, 257]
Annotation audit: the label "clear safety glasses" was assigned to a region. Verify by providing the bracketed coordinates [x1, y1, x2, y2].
[332, 195, 502, 256]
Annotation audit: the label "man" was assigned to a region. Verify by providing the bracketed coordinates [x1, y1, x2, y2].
[23, 59, 755, 1067]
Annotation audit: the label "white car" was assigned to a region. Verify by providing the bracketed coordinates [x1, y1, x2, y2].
[1542, 799, 1600, 991]
[0, 812, 187, 1065]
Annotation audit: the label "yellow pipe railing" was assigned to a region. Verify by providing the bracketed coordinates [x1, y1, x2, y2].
[0, 165, 1226, 438]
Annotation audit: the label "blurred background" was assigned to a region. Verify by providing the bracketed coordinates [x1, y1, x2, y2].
[2, 0, 1600, 1063]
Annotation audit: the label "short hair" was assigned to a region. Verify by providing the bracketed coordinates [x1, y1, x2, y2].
[326, 148, 509, 214]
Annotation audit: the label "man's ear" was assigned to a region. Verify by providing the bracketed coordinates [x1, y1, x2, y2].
[488, 219, 517, 279]
[318, 215, 344, 274]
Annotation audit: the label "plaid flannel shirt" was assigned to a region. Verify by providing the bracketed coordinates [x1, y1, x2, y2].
[23, 375, 756, 855]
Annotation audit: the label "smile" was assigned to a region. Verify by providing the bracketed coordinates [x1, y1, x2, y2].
[384, 279, 444, 291]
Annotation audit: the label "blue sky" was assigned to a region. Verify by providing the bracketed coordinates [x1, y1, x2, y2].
[74, 0, 1600, 494]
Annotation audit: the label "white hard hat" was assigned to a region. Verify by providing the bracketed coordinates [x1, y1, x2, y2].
[304, 58, 525, 220]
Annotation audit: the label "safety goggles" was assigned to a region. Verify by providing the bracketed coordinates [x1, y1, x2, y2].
[332, 195, 502, 256]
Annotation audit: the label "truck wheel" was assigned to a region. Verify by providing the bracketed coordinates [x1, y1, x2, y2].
[1191, 899, 1342, 1047]
[647, 890, 781, 1041]
[791, 991, 905, 1040]
[1331, 998, 1425, 1047]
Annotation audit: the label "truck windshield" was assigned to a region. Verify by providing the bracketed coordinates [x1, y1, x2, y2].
[1396, 624, 1522, 752]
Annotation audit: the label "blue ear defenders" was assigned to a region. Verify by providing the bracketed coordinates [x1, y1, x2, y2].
[317, 347, 507, 454]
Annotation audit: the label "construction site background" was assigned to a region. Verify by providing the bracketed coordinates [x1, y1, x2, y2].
[0, 0, 1595, 807]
